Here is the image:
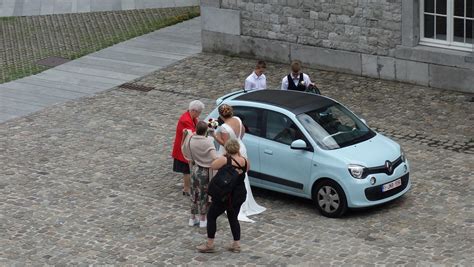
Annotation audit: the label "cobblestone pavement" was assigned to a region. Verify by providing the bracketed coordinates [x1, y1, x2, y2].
[0, 6, 199, 84]
[0, 53, 473, 265]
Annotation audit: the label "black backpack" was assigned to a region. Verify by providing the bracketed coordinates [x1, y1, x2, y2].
[208, 156, 245, 202]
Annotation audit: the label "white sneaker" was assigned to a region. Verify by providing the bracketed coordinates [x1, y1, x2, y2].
[188, 218, 199, 227]
[199, 220, 207, 228]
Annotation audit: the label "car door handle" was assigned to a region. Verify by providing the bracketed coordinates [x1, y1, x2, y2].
[264, 149, 273, 155]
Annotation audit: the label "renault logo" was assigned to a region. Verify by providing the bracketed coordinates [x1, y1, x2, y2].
[385, 160, 393, 174]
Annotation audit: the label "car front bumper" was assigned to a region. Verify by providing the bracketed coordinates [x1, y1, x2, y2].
[343, 161, 411, 208]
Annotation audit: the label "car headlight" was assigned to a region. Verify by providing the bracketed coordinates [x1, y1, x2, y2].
[400, 147, 406, 162]
[348, 164, 366, 179]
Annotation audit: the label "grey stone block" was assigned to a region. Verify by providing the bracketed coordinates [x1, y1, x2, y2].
[201, 0, 220, 8]
[291, 44, 362, 75]
[240, 35, 290, 64]
[401, 0, 420, 47]
[395, 59, 429, 86]
[429, 65, 474, 93]
[40, 0, 55, 15]
[361, 54, 378, 78]
[201, 30, 241, 55]
[395, 45, 474, 70]
[201, 6, 240, 35]
[377, 56, 396, 80]
[90, 0, 121, 12]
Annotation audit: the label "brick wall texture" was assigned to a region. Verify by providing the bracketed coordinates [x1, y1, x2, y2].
[221, 0, 402, 56]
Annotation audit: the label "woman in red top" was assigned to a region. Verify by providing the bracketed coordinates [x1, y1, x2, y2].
[172, 100, 205, 195]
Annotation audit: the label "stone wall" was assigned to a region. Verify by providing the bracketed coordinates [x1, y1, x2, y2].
[201, 0, 474, 93]
[222, 0, 402, 57]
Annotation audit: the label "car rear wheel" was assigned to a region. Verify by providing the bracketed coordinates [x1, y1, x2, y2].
[313, 180, 347, 218]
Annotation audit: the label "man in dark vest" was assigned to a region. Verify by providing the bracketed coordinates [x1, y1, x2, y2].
[281, 60, 315, 91]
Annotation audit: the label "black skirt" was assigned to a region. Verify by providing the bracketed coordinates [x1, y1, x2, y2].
[173, 159, 190, 174]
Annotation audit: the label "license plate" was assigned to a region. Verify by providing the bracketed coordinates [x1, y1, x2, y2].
[382, 178, 402, 192]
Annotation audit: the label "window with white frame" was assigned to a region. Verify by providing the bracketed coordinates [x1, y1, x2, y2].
[420, 0, 473, 51]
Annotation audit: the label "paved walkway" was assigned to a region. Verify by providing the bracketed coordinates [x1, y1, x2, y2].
[0, 0, 198, 17]
[0, 16, 201, 123]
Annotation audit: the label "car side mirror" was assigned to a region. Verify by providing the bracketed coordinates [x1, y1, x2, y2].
[290, 139, 308, 150]
[361, 118, 367, 126]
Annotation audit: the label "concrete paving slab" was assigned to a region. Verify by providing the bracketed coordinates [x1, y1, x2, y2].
[22, 0, 41, 15]
[120, 0, 135, 10]
[19, 76, 111, 94]
[0, 81, 88, 99]
[0, 112, 18, 122]
[54, 64, 141, 81]
[76, 0, 91, 12]
[108, 45, 188, 61]
[12, 0, 24, 16]
[119, 38, 201, 55]
[90, 49, 178, 67]
[74, 55, 159, 69]
[66, 60, 153, 76]
[53, 0, 73, 14]
[0, 96, 43, 112]
[15, 76, 100, 97]
[0, 88, 67, 107]
[91, 0, 121, 12]
[40, 0, 55, 15]
[0, 0, 16, 17]
[37, 69, 125, 85]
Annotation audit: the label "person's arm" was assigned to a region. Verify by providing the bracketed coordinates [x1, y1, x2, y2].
[244, 157, 250, 172]
[304, 73, 314, 88]
[244, 77, 252, 90]
[182, 117, 195, 131]
[211, 156, 226, 170]
[281, 77, 288, 90]
[213, 129, 229, 146]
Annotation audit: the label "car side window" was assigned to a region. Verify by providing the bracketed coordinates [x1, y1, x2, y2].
[233, 106, 262, 136]
[265, 111, 303, 145]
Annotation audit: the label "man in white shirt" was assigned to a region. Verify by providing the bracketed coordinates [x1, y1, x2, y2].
[244, 60, 267, 91]
[281, 60, 314, 91]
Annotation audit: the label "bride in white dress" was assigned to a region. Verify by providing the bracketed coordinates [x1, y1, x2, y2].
[212, 104, 266, 223]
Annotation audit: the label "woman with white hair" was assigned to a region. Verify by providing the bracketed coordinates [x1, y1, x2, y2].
[171, 100, 205, 196]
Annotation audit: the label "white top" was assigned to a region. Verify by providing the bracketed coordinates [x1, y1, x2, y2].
[281, 73, 312, 90]
[244, 71, 267, 91]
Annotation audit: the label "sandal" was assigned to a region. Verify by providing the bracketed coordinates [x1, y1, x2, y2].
[226, 243, 241, 253]
[196, 243, 215, 253]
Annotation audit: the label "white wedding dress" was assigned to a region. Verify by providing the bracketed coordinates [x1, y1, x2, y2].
[217, 117, 266, 223]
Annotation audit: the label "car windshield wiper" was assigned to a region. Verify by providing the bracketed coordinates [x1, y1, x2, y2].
[338, 132, 373, 148]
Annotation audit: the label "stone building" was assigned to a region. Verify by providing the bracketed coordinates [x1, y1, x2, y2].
[201, 0, 473, 92]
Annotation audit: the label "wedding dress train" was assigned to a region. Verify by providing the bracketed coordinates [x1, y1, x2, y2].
[217, 117, 266, 223]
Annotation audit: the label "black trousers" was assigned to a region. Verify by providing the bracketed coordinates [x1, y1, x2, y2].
[206, 198, 242, 241]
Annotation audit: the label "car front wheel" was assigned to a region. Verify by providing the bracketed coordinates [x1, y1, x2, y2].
[313, 180, 347, 218]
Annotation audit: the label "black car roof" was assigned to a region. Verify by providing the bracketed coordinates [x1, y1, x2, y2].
[233, 90, 336, 114]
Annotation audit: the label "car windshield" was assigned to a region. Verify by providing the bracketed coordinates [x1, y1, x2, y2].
[297, 103, 375, 150]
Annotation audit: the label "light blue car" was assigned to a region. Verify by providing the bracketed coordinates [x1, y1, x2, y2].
[206, 90, 411, 217]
